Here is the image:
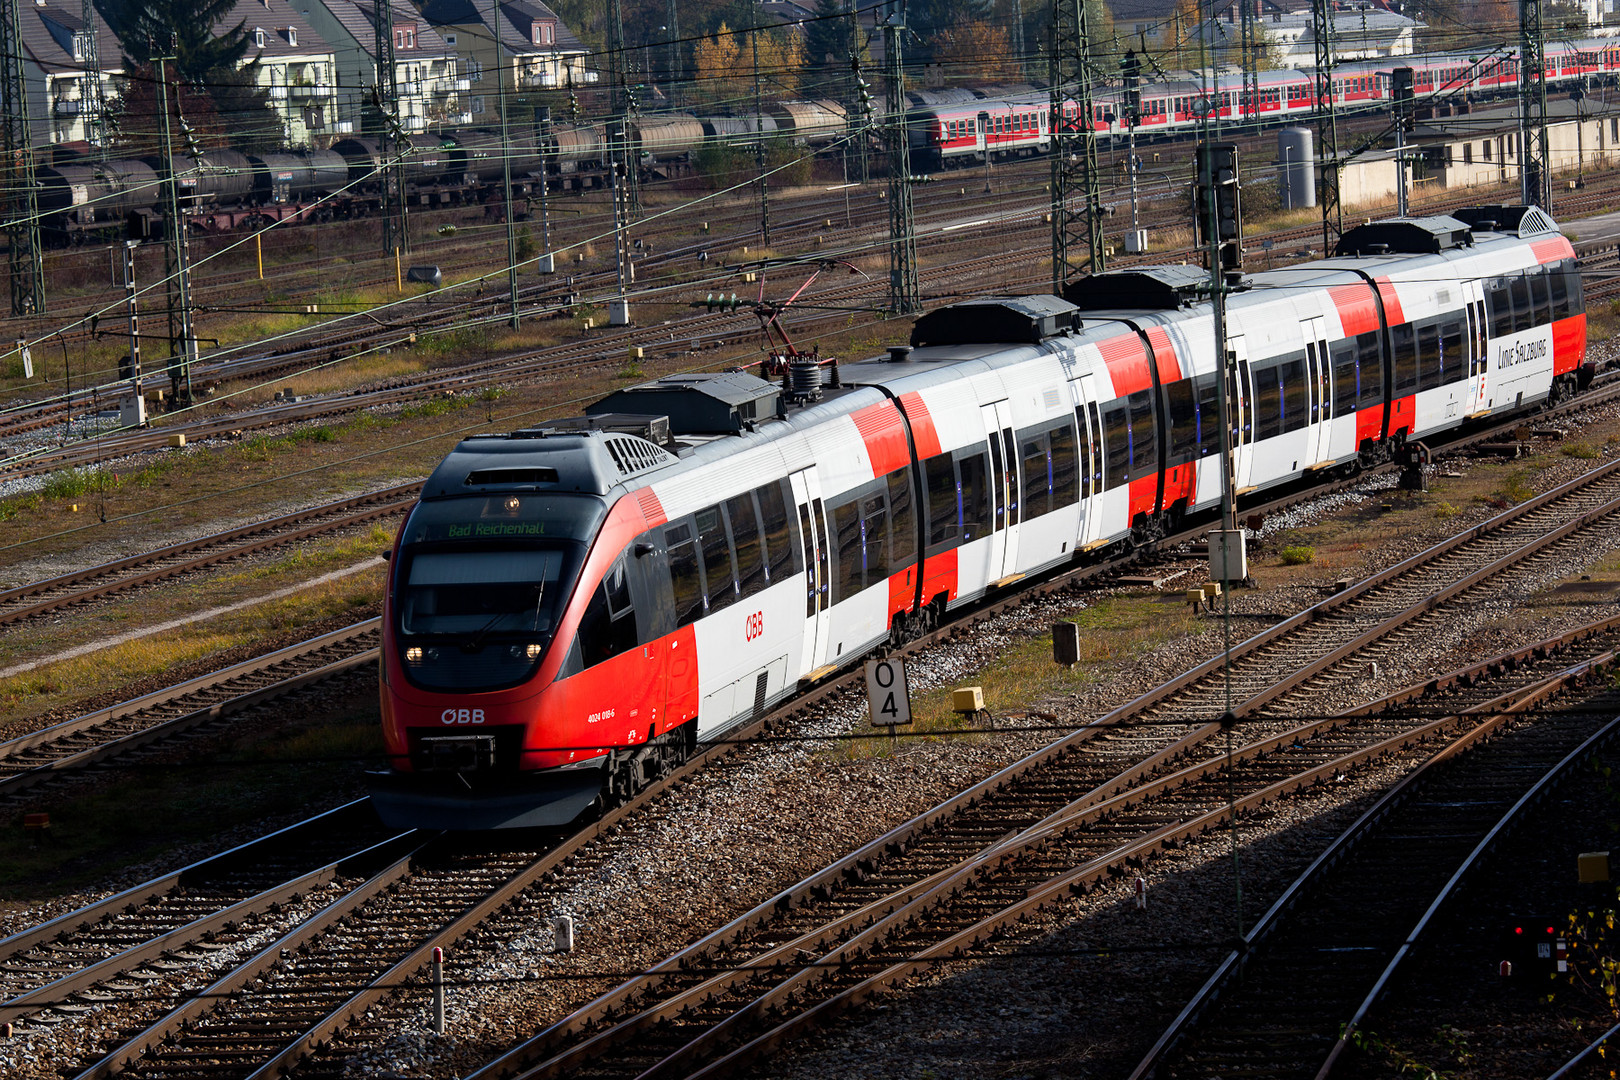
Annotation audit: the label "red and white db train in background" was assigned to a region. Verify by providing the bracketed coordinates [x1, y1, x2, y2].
[371, 204, 1588, 829]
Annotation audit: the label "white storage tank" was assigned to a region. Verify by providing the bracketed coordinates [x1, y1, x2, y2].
[1278, 128, 1316, 210]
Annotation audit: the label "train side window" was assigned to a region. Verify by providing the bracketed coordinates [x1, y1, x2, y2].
[1391, 324, 1418, 394]
[575, 556, 638, 670]
[725, 492, 766, 600]
[1195, 375, 1220, 456]
[1049, 422, 1080, 507]
[1280, 354, 1307, 433]
[1356, 331, 1383, 409]
[1020, 432, 1052, 520]
[1416, 323, 1442, 391]
[666, 523, 704, 627]
[695, 505, 737, 613]
[925, 453, 958, 546]
[757, 480, 795, 582]
[1165, 377, 1198, 461]
[956, 452, 991, 541]
[1530, 264, 1552, 325]
[1102, 402, 1131, 489]
[1510, 272, 1533, 332]
[1439, 319, 1465, 385]
[887, 468, 917, 569]
[863, 493, 889, 583]
[1550, 259, 1570, 319]
[832, 498, 862, 602]
[1253, 364, 1283, 440]
[1331, 340, 1358, 415]
[1565, 260, 1585, 315]
[1075, 407, 1092, 499]
[1488, 277, 1514, 338]
[1128, 389, 1156, 478]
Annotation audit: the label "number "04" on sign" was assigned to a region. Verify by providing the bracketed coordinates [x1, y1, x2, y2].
[864, 658, 912, 728]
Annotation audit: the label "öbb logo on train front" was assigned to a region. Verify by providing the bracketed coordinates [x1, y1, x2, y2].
[441, 708, 486, 725]
[745, 611, 765, 642]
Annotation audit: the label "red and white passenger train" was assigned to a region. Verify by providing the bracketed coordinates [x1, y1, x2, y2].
[371, 205, 1588, 829]
[912, 37, 1620, 169]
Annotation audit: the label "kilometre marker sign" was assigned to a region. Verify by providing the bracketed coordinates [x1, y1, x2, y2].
[865, 658, 912, 727]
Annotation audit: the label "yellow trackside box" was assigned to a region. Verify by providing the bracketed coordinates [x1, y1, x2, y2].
[952, 687, 984, 714]
[1579, 852, 1610, 883]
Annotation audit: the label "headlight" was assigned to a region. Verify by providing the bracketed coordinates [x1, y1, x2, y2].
[405, 647, 424, 663]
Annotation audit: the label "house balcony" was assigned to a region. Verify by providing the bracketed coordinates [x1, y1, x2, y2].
[53, 98, 81, 116]
[289, 84, 334, 100]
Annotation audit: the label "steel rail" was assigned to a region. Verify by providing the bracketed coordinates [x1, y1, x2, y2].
[0, 621, 379, 797]
[683, 655, 1616, 1080]
[1126, 660, 1620, 1078]
[1313, 714, 1620, 1077]
[0, 492, 413, 626]
[466, 475, 1620, 1078]
[0, 828, 420, 1026]
[71, 836, 440, 1080]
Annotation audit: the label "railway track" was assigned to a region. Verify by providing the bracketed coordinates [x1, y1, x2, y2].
[0, 485, 414, 628]
[0, 621, 378, 806]
[1131, 660, 1620, 1078]
[15, 442, 1620, 1079]
[0, 801, 409, 1029]
[448, 473, 1620, 1080]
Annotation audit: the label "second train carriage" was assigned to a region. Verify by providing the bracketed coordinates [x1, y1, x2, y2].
[369, 205, 1589, 829]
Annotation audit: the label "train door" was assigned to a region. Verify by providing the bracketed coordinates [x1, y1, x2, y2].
[1463, 279, 1488, 415]
[789, 469, 833, 679]
[1227, 335, 1255, 492]
[979, 400, 1020, 585]
[1069, 373, 1106, 550]
[1303, 316, 1332, 466]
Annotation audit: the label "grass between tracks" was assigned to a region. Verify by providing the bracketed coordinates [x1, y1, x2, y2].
[0, 561, 386, 729]
[836, 594, 1204, 762]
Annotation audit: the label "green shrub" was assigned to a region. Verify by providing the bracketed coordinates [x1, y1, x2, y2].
[1563, 441, 1600, 460]
[1279, 545, 1315, 565]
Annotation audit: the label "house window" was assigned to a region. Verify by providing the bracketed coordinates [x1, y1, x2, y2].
[444, 33, 456, 45]
[286, 28, 297, 46]
[254, 27, 265, 48]
[471, 95, 485, 114]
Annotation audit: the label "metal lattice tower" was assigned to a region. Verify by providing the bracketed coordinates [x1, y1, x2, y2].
[80, 0, 107, 155]
[154, 51, 197, 402]
[1520, 0, 1550, 209]
[882, 9, 917, 315]
[664, 0, 679, 105]
[1239, 0, 1259, 128]
[1050, 0, 1104, 289]
[1011, 0, 1026, 80]
[1, 0, 43, 316]
[607, 0, 640, 218]
[374, 0, 406, 255]
[1311, 0, 1341, 251]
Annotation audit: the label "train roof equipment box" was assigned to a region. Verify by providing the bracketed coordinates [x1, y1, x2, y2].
[587, 372, 781, 436]
[909, 295, 1081, 347]
[1449, 204, 1558, 238]
[535, 411, 673, 448]
[1063, 265, 1213, 312]
[1335, 215, 1474, 257]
